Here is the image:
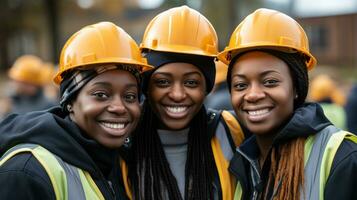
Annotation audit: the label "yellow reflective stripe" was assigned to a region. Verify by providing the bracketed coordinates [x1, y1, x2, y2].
[0, 148, 33, 166]
[233, 181, 243, 200]
[79, 170, 105, 200]
[319, 131, 357, 200]
[32, 146, 67, 200]
[304, 135, 315, 166]
[120, 159, 132, 200]
[221, 110, 244, 146]
[0, 145, 67, 200]
[78, 169, 105, 200]
[211, 137, 234, 200]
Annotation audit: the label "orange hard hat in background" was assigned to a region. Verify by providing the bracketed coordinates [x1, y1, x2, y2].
[309, 74, 346, 105]
[8, 55, 46, 86]
[218, 8, 316, 70]
[215, 61, 228, 85]
[140, 5, 218, 57]
[54, 21, 153, 85]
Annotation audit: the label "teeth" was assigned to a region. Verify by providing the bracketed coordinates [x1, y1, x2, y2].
[248, 109, 269, 116]
[166, 106, 187, 113]
[101, 122, 125, 129]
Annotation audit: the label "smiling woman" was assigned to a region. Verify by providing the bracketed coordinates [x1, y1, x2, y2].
[126, 6, 247, 200]
[0, 22, 152, 199]
[219, 8, 357, 200]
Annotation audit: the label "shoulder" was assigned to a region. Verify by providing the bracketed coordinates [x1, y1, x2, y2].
[0, 152, 55, 199]
[324, 139, 357, 199]
[331, 139, 357, 172]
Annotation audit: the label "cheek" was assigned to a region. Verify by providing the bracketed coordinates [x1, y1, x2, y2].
[230, 91, 243, 109]
[129, 103, 141, 122]
[192, 89, 205, 103]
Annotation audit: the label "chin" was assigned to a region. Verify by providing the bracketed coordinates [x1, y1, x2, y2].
[164, 121, 189, 130]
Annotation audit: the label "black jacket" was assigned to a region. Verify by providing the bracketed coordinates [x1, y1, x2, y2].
[229, 103, 357, 200]
[0, 107, 128, 199]
[345, 84, 357, 134]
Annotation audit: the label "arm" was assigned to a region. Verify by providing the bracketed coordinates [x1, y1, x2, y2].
[0, 153, 55, 199]
[324, 140, 357, 200]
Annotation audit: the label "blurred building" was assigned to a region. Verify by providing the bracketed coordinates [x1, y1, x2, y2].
[1, 0, 356, 78]
[294, 0, 357, 69]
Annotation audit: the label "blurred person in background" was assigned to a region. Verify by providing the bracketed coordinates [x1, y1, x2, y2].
[42, 62, 60, 103]
[205, 61, 233, 110]
[309, 74, 346, 129]
[345, 83, 357, 133]
[5, 55, 57, 116]
[0, 22, 152, 199]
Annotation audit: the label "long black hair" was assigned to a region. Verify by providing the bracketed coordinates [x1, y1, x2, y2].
[128, 99, 216, 200]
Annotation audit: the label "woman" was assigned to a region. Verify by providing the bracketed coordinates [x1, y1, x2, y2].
[126, 6, 247, 200]
[0, 22, 152, 199]
[218, 8, 357, 200]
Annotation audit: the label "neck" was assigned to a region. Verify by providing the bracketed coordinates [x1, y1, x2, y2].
[256, 133, 276, 168]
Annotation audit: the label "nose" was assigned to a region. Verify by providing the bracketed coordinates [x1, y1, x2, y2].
[107, 96, 126, 114]
[244, 83, 266, 102]
[168, 83, 186, 102]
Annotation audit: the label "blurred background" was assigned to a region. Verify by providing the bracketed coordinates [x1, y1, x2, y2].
[0, 0, 357, 131]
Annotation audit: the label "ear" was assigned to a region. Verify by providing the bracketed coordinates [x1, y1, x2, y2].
[66, 104, 73, 113]
[293, 88, 298, 99]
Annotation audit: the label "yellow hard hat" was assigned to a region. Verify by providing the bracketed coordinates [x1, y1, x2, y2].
[310, 74, 336, 102]
[309, 74, 346, 105]
[54, 21, 153, 85]
[42, 62, 56, 84]
[8, 55, 46, 86]
[218, 8, 317, 70]
[140, 5, 218, 57]
[215, 61, 228, 85]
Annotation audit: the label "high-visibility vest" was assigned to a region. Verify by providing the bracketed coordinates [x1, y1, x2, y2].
[233, 125, 357, 200]
[0, 144, 105, 200]
[122, 110, 245, 200]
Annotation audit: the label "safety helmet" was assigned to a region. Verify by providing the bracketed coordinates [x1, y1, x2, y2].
[218, 8, 317, 70]
[42, 62, 56, 84]
[309, 74, 345, 105]
[8, 55, 46, 86]
[140, 5, 218, 57]
[54, 21, 152, 84]
[215, 61, 228, 85]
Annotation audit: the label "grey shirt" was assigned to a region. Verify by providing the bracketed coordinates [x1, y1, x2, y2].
[158, 128, 189, 199]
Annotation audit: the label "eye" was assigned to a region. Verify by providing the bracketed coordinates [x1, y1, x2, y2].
[153, 78, 170, 87]
[233, 82, 248, 91]
[92, 91, 109, 100]
[184, 79, 199, 87]
[263, 79, 279, 87]
[124, 93, 138, 103]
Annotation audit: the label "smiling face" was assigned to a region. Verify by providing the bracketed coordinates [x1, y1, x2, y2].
[230, 51, 295, 136]
[148, 62, 206, 130]
[69, 69, 140, 148]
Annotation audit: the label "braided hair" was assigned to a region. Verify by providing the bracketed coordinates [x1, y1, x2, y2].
[128, 99, 216, 200]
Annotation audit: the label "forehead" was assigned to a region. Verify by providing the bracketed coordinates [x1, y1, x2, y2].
[232, 51, 291, 76]
[87, 69, 137, 84]
[153, 62, 202, 75]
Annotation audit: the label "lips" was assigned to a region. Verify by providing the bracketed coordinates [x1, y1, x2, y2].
[164, 105, 189, 118]
[99, 121, 129, 137]
[244, 107, 272, 122]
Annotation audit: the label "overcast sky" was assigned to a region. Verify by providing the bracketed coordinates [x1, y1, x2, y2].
[294, 0, 357, 17]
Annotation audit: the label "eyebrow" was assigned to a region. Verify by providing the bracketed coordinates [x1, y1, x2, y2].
[153, 71, 203, 77]
[232, 69, 280, 78]
[91, 82, 138, 88]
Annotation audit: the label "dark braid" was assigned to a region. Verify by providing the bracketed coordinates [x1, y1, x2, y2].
[185, 105, 215, 199]
[129, 99, 215, 199]
[227, 49, 309, 109]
